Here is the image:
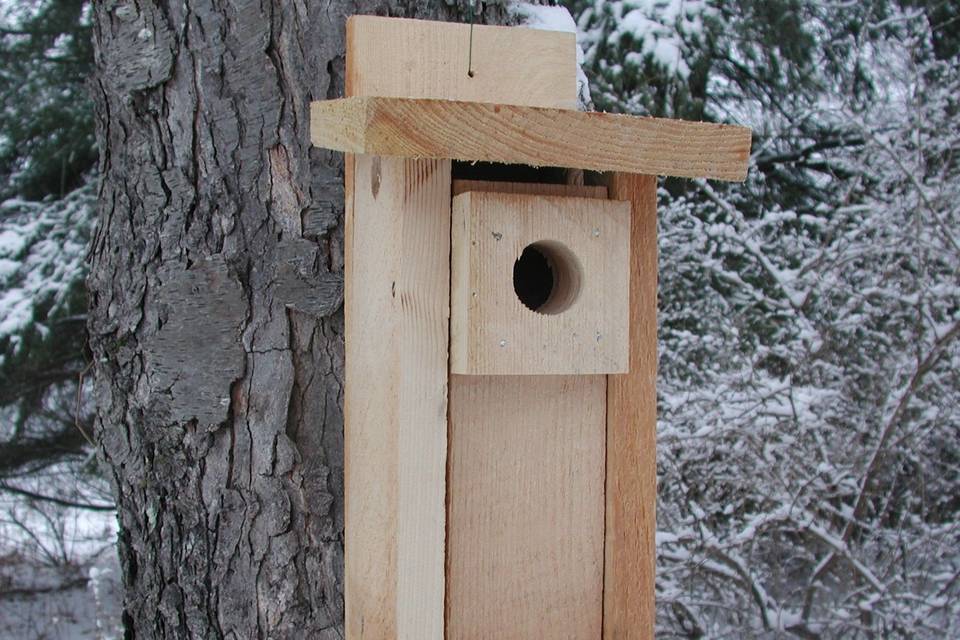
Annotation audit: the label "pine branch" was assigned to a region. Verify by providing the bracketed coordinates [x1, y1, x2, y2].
[754, 136, 866, 170]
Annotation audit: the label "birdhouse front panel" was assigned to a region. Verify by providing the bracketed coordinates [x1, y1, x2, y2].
[446, 373, 606, 639]
[451, 190, 631, 375]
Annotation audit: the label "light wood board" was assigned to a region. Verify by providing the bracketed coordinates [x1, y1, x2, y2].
[343, 14, 577, 640]
[311, 96, 752, 181]
[450, 191, 631, 375]
[453, 179, 608, 199]
[346, 16, 577, 109]
[446, 180, 608, 639]
[446, 374, 606, 640]
[345, 155, 451, 640]
[604, 173, 659, 639]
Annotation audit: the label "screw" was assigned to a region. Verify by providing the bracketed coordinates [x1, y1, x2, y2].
[499, 339, 507, 348]
[592, 228, 601, 237]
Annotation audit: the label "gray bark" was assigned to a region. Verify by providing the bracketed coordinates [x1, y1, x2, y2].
[87, 1, 527, 637]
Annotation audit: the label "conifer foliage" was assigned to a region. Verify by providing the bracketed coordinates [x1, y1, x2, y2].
[572, 1, 959, 635]
[0, 0, 957, 636]
[0, 1, 97, 494]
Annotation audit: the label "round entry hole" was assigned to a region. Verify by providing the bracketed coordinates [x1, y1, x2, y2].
[512, 241, 582, 315]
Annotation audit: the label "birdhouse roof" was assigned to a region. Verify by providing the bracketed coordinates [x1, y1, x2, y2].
[311, 96, 751, 182]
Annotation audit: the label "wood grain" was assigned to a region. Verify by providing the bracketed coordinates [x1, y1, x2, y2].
[346, 16, 577, 109]
[450, 191, 631, 375]
[343, 15, 577, 640]
[603, 173, 659, 640]
[345, 155, 452, 640]
[311, 96, 752, 181]
[446, 374, 606, 640]
[446, 180, 608, 639]
[453, 179, 608, 199]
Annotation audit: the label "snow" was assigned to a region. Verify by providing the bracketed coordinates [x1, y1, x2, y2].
[0, 476, 121, 639]
[0, 463, 121, 639]
[616, 6, 688, 74]
[578, 0, 712, 87]
[510, 3, 575, 34]
[0, 552, 122, 640]
[0, 181, 93, 347]
[0, 258, 18, 280]
[0, 288, 31, 342]
[0, 228, 26, 257]
[1, 2, 958, 638]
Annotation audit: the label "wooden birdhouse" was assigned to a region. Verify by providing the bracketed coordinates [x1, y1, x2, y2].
[310, 15, 750, 640]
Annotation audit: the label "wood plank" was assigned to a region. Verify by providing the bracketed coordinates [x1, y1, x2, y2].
[446, 374, 606, 640]
[453, 179, 608, 199]
[344, 15, 577, 640]
[393, 159, 451, 640]
[450, 191, 631, 375]
[603, 173, 659, 640]
[345, 156, 452, 640]
[346, 16, 577, 109]
[447, 180, 607, 638]
[311, 96, 752, 181]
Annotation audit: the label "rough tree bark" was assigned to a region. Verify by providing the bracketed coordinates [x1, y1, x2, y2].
[88, 1, 536, 637]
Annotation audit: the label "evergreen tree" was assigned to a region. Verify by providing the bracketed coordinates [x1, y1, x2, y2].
[2, 0, 957, 635]
[569, 0, 960, 635]
[0, 1, 95, 200]
[0, 1, 97, 486]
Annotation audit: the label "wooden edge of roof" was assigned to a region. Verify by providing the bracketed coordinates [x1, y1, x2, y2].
[311, 96, 752, 182]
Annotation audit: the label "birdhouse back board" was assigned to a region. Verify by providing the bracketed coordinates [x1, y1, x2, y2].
[338, 16, 659, 640]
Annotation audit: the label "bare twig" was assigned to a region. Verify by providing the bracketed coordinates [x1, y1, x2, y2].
[73, 360, 95, 448]
[0, 483, 115, 512]
[0, 577, 88, 600]
[802, 318, 960, 618]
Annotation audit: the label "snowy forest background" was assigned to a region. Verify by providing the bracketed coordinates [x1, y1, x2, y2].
[1, 0, 958, 638]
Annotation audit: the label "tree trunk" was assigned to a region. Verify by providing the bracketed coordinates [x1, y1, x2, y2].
[88, 1, 524, 637]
